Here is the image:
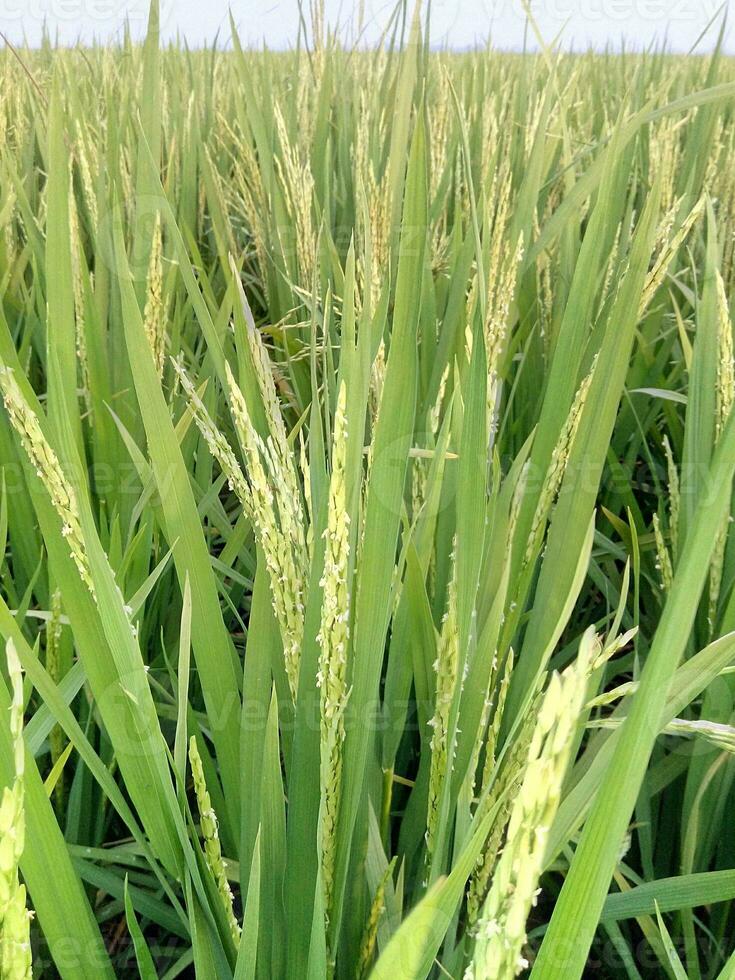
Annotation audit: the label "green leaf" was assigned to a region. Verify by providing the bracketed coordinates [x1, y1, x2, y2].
[533, 401, 735, 979]
[124, 875, 160, 980]
[601, 871, 735, 922]
[234, 831, 261, 980]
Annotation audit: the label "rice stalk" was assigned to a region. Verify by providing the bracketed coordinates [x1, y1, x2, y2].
[0, 640, 33, 980]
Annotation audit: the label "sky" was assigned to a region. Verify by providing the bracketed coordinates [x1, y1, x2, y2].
[0, 0, 732, 52]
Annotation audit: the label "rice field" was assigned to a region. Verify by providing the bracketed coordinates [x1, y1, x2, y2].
[1, 1, 735, 977]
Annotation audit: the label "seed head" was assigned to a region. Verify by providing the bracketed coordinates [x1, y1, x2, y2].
[0, 367, 95, 599]
[188, 736, 240, 946]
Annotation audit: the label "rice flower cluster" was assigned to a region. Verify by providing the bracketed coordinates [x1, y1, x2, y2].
[226, 361, 308, 700]
[173, 359, 252, 511]
[467, 632, 593, 979]
[0, 366, 95, 599]
[144, 211, 166, 379]
[426, 548, 459, 856]
[316, 381, 352, 919]
[188, 736, 240, 946]
[525, 359, 596, 566]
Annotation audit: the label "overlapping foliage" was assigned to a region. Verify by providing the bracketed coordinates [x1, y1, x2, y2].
[1, 2, 735, 977]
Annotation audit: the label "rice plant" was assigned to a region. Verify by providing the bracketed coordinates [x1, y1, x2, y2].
[1, 1, 735, 977]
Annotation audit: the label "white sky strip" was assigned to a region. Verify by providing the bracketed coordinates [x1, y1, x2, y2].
[1, 0, 731, 51]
